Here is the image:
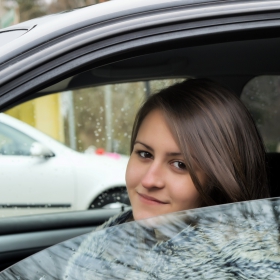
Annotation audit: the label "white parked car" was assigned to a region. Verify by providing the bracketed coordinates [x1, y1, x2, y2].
[0, 113, 130, 217]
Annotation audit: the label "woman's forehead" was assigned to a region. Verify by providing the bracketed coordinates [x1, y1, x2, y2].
[136, 110, 181, 152]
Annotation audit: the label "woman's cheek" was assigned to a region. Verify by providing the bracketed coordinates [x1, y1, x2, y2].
[125, 156, 137, 190]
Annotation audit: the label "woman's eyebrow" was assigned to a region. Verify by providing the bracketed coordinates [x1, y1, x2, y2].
[134, 141, 153, 151]
[134, 141, 182, 156]
[166, 152, 182, 156]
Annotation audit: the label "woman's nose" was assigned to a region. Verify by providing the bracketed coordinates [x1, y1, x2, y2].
[141, 162, 165, 189]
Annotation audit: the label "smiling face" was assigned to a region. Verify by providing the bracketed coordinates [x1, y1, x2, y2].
[126, 109, 204, 221]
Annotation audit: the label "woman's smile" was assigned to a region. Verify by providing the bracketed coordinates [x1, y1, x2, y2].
[137, 193, 169, 205]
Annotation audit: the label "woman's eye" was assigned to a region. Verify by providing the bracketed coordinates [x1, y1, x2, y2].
[138, 151, 152, 159]
[172, 161, 186, 170]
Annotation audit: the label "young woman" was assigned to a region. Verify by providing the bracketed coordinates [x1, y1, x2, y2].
[125, 78, 269, 221]
[65, 79, 271, 279]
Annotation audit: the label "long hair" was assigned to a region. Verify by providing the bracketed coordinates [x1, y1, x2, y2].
[130, 79, 269, 206]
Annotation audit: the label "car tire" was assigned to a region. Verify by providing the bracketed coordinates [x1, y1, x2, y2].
[89, 187, 130, 209]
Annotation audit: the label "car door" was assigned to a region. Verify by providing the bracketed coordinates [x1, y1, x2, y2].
[1, 198, 280, 279]
[0, 0, 280, 272]
[0, 120, 75, 217]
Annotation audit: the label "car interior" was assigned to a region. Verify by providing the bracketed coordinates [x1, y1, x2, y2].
[38, 34, 280, 198]
[1, 27, 280, 271]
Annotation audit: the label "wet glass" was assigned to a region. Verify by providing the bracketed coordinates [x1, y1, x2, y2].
[1, 198, 280, 279]
[4, 79, 182, 155]
[0, 79, 182, 218]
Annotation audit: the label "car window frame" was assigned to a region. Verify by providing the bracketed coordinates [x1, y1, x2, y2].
[1, 1, 280, 111]
[1, 0, 280, 272]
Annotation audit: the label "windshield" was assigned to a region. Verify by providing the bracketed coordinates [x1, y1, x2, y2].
[0, 122, 35, 156]
[1, 198, 280, 279]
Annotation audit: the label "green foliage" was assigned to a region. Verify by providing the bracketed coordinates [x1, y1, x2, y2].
[3, 0, 107, 22]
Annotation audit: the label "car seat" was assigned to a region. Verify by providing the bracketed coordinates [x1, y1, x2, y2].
[266, 153, 280, 197]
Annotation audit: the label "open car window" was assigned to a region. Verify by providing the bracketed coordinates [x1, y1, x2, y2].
[1, 33, 280, 218]
[5, 79, 183, 153]
[0, 78, 183, 218]
[1, 198, 280, 279]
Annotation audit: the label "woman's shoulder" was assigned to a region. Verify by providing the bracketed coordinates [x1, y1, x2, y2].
[75, 209, 133, 254]
[64, 209, 133, 279]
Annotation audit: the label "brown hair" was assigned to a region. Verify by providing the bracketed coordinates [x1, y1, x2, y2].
[130, 79, 269, 206]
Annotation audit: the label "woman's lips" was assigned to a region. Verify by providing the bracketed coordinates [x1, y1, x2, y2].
[138, 193, 168, 205]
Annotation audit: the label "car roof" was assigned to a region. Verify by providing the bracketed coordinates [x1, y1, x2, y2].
[0, 0, 240, 33]
[0, 0, 276, 62]
[0, 0, 279, 110]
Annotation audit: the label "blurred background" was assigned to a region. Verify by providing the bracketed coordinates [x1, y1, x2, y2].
[0, 0, 183, 155]
[0, 0, 108, 27]
[1, 1, 280, 155]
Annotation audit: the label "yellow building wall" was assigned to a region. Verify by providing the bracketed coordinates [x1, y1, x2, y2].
[5, 100, 35, 127]
[5, 94, 64, 143]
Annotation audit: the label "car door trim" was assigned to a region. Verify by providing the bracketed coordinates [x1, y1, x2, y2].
[1, 1, 280, 79]
[0, 204, 71, 208]
[1, 15, 280, 110]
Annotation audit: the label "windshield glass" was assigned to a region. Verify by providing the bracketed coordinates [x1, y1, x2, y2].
[1, 198, 280, 279]
[0, 122, 35, 156]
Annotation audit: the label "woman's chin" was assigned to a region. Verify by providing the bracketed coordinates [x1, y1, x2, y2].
[132, 207, 169, 221]
[133, 210, 175, 228]
[132, 209, 158, 221]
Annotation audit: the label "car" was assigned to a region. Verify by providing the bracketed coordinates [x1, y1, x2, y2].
[0, 112, 130, 217]
[1, 198, 280, 279]
[0, 0, 280, 275]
